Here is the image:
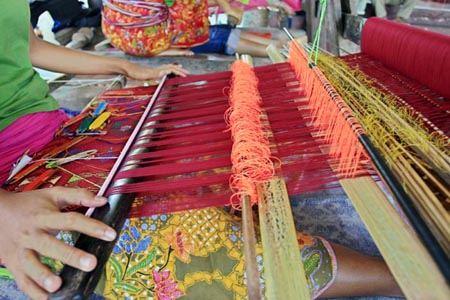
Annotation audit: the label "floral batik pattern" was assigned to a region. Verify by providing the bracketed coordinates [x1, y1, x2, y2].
[102, 0, 209, 57]
[100, 207, 336, 300]
[168, 0, 209, 48]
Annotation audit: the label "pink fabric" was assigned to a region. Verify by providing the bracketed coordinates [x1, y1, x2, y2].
[284, 0, 301, 11]
[0, 110, 68, 184]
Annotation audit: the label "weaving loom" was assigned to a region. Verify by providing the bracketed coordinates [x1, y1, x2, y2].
[3, 17, 450, 300]
[7, 64, 319, 299]
[311, 17, 450, 299]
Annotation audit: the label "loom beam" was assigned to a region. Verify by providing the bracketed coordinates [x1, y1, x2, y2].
[48, 193, 135, 300]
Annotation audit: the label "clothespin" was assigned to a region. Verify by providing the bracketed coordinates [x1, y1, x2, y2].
[92, 101, 108, 118]
[89, 111, 112, 131]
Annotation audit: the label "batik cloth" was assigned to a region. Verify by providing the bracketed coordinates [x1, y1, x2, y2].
[97, 207, 336, 299]
[3, 207, 336, 299]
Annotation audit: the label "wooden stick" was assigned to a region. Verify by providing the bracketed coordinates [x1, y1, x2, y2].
[340, 176, 450, 300]
[242, 195, 262, 300]
[257, 177, 310, 300]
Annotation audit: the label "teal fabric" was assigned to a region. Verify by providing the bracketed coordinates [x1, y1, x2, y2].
[0, 0, 59, 131]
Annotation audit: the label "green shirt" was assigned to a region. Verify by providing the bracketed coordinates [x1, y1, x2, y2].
[0, 0, 59, 131]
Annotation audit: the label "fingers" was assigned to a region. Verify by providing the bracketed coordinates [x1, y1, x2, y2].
[125, 62, 189, 80]
[33, 233, 98, 272]
[22, 250, 62, 293]
[37, 210, 117, 242]
[158, 64, 190, 78]
[14, 272, 49, 300]
[35, 187, 117, 240]
[0, 187, 117, 300]
[12, 243, 96, 300]
[44, 186, 108, 209]
[11, 249, 61, 300]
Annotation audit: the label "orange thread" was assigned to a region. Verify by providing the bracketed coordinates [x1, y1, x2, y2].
[288, 43, 367, 178]
[226, 61, 276, 208]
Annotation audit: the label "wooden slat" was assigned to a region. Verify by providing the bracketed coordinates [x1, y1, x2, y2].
[257, 178, 310, 300]
[242, 195, 262, 300]
[340, 176, 450, 300]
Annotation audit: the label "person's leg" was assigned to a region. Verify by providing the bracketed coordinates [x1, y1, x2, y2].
[235, 38, 270, 57]
[234, 32, 290, 57]
[192, 26, 275, 57]
[373, 0, 389, 18]
[239, 32, 280, 47]
[320, 243, 404, 298]
[156, 48, 194, 56]
[397, 0, 419, 20]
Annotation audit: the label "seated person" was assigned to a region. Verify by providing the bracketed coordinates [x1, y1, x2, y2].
[372, 0, 419, 22]
[29, 0, 101, 35]
[101, 0, 291, 58]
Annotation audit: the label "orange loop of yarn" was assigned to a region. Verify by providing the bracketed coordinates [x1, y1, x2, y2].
[229, 175, 257, 209]
[227, 61, 276, 207]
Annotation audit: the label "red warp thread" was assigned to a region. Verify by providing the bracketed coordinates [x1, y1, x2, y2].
[361, 17, 450, 99]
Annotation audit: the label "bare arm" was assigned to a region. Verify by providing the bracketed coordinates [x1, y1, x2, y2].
[207, 0, 243, 24]
[28, 26, 189, 80]
[321, 242, 403, 298]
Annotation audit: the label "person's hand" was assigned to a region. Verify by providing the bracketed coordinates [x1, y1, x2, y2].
[0, 188, 117, 300]
[123, 62, 190, 81]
